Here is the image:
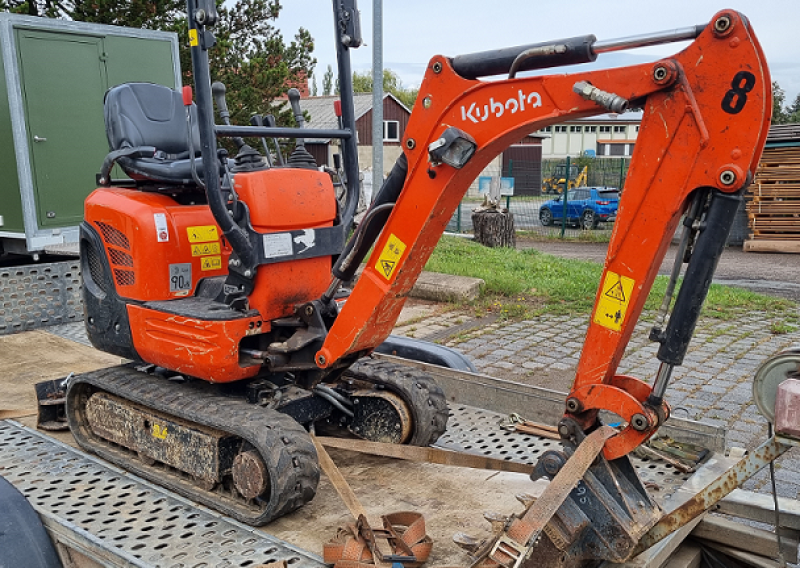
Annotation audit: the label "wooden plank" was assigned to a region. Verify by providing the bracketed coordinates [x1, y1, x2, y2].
[744, 240, 800, 253]
[692, 515, 798, 562]
[663, 542, 702, 568]
[716, 489, 800, 530]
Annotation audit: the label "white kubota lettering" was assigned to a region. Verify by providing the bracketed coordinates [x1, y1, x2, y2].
[461, 89, 543, 123]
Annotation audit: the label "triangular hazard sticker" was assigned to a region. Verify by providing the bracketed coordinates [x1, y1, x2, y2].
[604, 281, 626, 302]
[380, 260, 395, 278]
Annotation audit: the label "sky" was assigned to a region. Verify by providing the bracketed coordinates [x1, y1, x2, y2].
[275, 0, 800, 107]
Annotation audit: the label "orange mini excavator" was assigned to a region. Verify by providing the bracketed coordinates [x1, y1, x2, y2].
[67, 1, 770, 564]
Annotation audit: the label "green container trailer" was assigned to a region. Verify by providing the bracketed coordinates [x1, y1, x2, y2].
[0, 14, 180, 257]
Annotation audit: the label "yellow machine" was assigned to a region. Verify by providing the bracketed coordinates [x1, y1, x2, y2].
[543, 164, 588, 194]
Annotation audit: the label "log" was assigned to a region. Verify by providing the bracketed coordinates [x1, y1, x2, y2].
[472, 207, 516, 248]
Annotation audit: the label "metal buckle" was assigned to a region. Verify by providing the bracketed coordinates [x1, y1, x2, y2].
[488, 535, 529, 568]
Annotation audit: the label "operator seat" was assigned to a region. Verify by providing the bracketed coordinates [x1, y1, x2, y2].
[103, 82, 207, 186]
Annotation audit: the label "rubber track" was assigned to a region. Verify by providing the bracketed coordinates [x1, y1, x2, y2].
[66, 366, 319, 526]
[342, 358, 449, 447]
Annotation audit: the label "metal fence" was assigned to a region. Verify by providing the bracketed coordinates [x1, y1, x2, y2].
[447, 157, 631, 240]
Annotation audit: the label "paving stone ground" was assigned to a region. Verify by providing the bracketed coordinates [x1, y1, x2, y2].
[48, 299, 800, 499]
[393, 304, 800, 499]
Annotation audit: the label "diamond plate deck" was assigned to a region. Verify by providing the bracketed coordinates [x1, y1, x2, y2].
[0, 421, 326, 568]
[0, 259, 82, 335]
[0, 401, 691, 567]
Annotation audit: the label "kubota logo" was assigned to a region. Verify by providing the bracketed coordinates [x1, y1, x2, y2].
[461, 90, 543, 123]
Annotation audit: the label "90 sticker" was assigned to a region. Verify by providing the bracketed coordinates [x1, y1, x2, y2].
[169, 263, 192, 292]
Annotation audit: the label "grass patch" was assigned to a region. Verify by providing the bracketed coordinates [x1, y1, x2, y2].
[425, 236, 795, 320]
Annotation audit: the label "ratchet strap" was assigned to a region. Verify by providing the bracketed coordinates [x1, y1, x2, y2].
[312, 436, 433, 568]
[468, 425, 615, 568]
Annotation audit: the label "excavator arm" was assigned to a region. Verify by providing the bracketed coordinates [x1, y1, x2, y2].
[317, 10, 770, 459]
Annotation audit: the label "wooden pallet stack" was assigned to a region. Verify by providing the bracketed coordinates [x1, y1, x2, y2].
[745, 124, 800, 253]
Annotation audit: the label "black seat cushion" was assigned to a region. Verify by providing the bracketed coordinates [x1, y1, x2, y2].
[104, 82, 204, 185]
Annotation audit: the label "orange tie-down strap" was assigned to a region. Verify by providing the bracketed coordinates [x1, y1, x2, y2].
[324, 512, 433, 568]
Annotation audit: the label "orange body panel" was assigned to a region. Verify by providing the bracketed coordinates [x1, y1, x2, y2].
[319, 11, 771, 458]
[85, 167, 336, 383]
[235, 168, 336, 321]
[127, 304, 262, 382]
[85, 188, 230, 301]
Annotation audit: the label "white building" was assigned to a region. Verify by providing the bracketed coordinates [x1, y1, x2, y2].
[539, 111, 643, 159]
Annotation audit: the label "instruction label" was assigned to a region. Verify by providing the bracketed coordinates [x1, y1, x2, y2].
[201, 256, 222, 272]
[191, 242, 220, 257]
[188, 29, 199, 47]
[593, 271, 634, 332]
[263, 232, 293, 258]
[154, 213, 169, 243]
[187, 225, 218, 243]
[375, 233, 406, 281]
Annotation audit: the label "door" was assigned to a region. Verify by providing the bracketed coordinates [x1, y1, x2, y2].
[502, 145, 542, 196]
[17, 30, 109, 228]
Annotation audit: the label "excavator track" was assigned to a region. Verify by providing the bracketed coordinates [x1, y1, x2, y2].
[342, 358, 449, 447]
[66, 366, 319, 526]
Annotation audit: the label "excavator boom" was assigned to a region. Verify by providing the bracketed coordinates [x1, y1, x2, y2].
[318, 10, 771, 459]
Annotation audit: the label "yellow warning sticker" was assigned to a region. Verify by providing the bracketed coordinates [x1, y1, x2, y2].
[188, 28, 199, 47]
[593, 271, 635, 332]
[200, 256, 222, 271]
[187, 225, 218, 243]
[375, 233, 406, 281]
[191, 242, 221, 257]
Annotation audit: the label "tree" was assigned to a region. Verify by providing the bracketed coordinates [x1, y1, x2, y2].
[351, 68, 418, 108]
[788, 93, 800, 124]
[322, 65, 333, 96]
[772, 81, 789, 125]
[311, 73, 318, 97]
[0, 0, 316, 130]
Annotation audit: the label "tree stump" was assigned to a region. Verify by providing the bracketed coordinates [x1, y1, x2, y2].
[472, 207, 516, 248]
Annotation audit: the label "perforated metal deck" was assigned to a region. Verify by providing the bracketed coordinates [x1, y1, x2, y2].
[0, 405, 691, 567]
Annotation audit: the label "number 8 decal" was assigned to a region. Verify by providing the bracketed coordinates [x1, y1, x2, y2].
[722, 71, 756, 114]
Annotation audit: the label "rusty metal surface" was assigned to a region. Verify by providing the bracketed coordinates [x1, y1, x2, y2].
[0, 420, 326, 568]
[632, 435, 791, 556]
[350, 388, 413, 444]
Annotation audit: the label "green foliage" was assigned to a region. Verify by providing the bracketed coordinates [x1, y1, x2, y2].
[1, 0, 315, 132]
[322, 64, 333, 96]
[351, 68, 418, 109]
[771, 81, 800, 125]
[424, 236, 795, 319]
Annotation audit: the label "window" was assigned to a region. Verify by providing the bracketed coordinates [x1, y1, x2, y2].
[383, 120, 399, 141]
[635, 125, 640, 132]
[599, 126, 611, 133]
[540, 126, 552, 132]
[554, 125, 567, 133]
[570, 125, 582, 133]
[585, 126, 597, 133]
[613, 125, 627, 134]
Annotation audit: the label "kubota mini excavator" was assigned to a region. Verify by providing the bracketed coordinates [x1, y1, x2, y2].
[66, 1, 771, 564]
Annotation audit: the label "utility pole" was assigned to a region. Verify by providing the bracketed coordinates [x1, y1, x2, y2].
[371, 0, 383, 201]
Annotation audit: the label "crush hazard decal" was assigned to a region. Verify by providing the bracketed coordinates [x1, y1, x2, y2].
[593, 271, 634, 332]
[375, 234, 406, 281]
[187, 225, 218, 243]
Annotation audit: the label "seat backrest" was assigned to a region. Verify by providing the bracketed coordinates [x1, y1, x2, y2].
[104, 82, 200, 154]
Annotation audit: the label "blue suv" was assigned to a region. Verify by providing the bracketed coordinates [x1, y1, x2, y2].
[539, 187, 619, 230]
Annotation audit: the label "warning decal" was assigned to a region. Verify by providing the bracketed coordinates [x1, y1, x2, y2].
[191, 242, 221, 257]
[188, 29, 199, 47]
[375, 233, 406, 281]
[201, 256, 222, 271]
[187, 225, 219, 243]
[593, 271, 635, 332]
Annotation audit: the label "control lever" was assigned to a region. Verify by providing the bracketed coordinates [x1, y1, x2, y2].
[286, 87, 317, 169]
[264, 114, 285, 166]
[211, 81, 262, 170]
[249, 115, 273, 167]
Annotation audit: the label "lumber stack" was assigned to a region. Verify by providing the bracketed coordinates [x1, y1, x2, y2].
[745, 125, 800, 253]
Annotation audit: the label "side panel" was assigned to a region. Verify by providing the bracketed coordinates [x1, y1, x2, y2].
[103, 35, 178, 90]
[0, 38, 23, 233]
[16, 30, 108, 228]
